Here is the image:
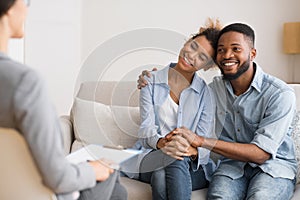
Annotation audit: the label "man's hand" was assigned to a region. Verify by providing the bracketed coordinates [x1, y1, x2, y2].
[88, 159, 115, 182]
[137, 68, 157, 89]
[187, 145, 198, 159]
[156, 138, 167, 149]
[172, 127, 203, 148]
[161, 134, 191, 160]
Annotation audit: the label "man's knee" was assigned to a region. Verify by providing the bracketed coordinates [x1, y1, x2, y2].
[246, 176, 295, 200]
[207, 175, 246, 200]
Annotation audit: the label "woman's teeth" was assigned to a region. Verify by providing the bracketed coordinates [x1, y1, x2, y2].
[184, 56, 192, 66]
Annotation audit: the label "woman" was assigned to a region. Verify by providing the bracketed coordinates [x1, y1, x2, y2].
[0, 1, 126, 200]
[134, 19, 221, 200]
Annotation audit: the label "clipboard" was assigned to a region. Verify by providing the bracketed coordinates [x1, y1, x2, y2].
[66, 144, 141, 169]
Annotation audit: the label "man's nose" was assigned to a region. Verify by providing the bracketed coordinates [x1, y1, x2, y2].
[222, 50, 234, 59]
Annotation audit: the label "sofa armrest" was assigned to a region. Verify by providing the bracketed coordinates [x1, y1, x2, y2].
[59, 115, 74, 155]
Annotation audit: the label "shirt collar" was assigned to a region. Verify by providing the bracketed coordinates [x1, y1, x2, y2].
[162, 63, 205, 93]
[155, 64, 170, 84]
[156, 63, 205, 94]
[250, 62, 264, 93]
[190, 73, 205, 94]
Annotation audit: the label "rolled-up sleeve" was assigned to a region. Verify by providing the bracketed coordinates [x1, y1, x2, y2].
[251, 89, 296, 159]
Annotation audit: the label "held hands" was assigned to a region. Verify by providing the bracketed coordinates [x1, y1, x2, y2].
[88, 159, 115, 182]
[137, 68, 157, 89]
[159, 128, 199, 160]
[161, 134, 190, 160]
[171, 127, 203, 148]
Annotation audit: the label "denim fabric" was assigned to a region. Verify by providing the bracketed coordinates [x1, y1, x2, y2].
[207, 164, 295, 200]
[190, 165, 209, 191]
[165, 157, 192, 200]
[134, 64, 216, 199]
[165, 157, 208, 199]
[140, 169, 167, 200]
[209, 63, 297, 180]
[140, 152, 208, 200]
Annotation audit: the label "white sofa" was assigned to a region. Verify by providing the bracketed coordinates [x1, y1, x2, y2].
[60, 81, 300, 200]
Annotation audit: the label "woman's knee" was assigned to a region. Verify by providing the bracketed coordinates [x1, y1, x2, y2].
[166, 157, 189, 170]
[151, 169, 166, 188]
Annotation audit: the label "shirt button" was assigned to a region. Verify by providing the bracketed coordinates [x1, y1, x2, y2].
[237, 111, 240, 114]
[237, 128, 240, 132]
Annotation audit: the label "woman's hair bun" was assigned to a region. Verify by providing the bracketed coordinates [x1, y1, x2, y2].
[199, 18, 222, 33]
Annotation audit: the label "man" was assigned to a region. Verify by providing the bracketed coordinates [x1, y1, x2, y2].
[138, 23, 297, 199]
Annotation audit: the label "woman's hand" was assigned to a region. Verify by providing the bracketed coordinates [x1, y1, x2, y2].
[161, 130, 190, 160]
[172, 127, 203, 148]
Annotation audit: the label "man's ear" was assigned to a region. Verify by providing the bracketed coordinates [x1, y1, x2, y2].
[250, 48, 257, 61]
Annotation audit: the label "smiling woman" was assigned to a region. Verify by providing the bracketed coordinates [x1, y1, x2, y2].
[179, 36, 214, 74]
[124, 19, 222, 200]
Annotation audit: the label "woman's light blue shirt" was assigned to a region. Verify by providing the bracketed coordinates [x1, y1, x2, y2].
[137, 64, 216, 180]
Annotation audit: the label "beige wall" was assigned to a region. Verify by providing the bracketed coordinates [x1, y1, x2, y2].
[24, 0, 81, 115]
[81, 0, 300, 82]
[24, 0, 300, 115]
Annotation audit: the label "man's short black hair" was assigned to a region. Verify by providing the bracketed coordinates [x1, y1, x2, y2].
[218, 23, 255, 48]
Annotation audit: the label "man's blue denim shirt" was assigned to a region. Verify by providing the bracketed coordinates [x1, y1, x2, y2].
[210, 63, 297, 179]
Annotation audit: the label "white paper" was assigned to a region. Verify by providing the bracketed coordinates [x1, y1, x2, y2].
[66, 144, 141, 169]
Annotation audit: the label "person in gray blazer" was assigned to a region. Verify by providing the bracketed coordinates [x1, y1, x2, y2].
[0, 0, 127, 200]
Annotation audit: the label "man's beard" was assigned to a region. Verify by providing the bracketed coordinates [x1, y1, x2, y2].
[220, 56, 251, 80]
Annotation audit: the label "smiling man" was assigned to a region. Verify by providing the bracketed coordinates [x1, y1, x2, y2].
[182, 23, 297, 199]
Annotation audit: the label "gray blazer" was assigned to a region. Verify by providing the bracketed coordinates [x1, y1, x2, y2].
[0, 52, 95, 199]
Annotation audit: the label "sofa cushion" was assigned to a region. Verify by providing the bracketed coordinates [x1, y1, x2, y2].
[289, 84, 300, 111]
[120, 177, 152, 200]
[292, 111, 300, 184]
[71, 97, 140, 152]
[76, 81, 139, 107]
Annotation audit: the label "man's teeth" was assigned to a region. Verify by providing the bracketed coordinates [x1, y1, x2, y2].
[223, 62, 236, 66]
